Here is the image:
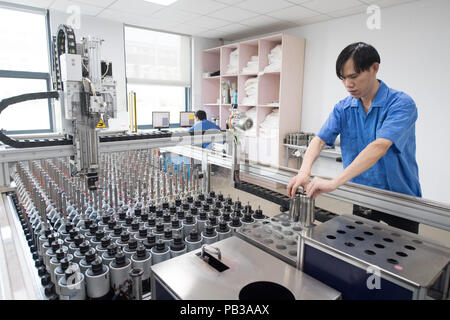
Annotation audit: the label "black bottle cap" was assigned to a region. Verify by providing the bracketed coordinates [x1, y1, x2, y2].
[107, 244, 117, 256]
[134, 207, 142, 216]
[185, 214, 194, 224]
[41, 274, 51, 286]
[253, 208, 265, 219]
[163, 213, 171, 223]
[182, 202, 190, 210]
[79, 241, 90, 254]
[169, 205, 177, 214]
[189, 229, 199, 242]
[164, 229, 172, 240]
[138, 227, 148, 238]
[95, 230, 105, 241]
[177, 209, 185, 220]
[144, 234, 156, 248]
[44, 283, 56, 297]
[215, 201, 222, 209]
[35, 259, 44, 268]
[217, 193, 224, 201]
[198, 193, 205, 201]
[85, 249, 96, 263]
[84, 219, 93, 229]
[108, 219, 117, 229]
[225, 197, 233, 205]
[101, 236, 111, 248]
[209, 191, 216, 198]
[136, 245, 147, 258]
[74, 235, 84, 246]
[69, 228, 79, 240]
[89, 223, 98, 234]
[65, 222, 74, 233]
[125, 216, 133, 226]
[204, 224, 215, 236]
[156, 222, 164, 233]
[60, 257, 72, 271]
[149, 205, 156, 213]
[244, 204, 253, 214]
[243, 212, 254, 223]
[91, 258, 104, 275]
[231, 216, 242, 227]
[155, 240, 166, 252]
[171, 218, 180, 228]
[199, 210, 207, 220]
[114, 252, 127, 267]
[202, 204, 210, 211]
[113, 225, 122, 236]
[234, 209, 242, 218]
[209, 215, 217, 226]
[222, 212, 231, 221]
[38, 265, 47, 277]
[120, 232, 130, 243]
[224, 205, 232, 213]
[56, 248, 66, 261]
[51, 241, 62, 251]
[187, 196, 193, 203]
[206, 197, 213, 204]
[235, 201, 242, 209]
[47, 234, 56, 245]
[140, 212, 149, 222]
[194, 200, 202, 208]
[162, 202, 169, 210]
[170, 236, 185, 251]
[119, 211, 126, 220]
[147, 216, 156, 227]
[190, 207, 198, 215]
[131, 220, 140, 231]
[102, 215, 111, 224]
[212, 208, 220, 216]
[155, 209, 164, 218]
[127, 238, 138, 250]
[218, 220, 229, 232]
[175, 198, 182, 207]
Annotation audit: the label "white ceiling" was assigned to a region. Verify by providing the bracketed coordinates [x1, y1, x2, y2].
[4, 0, 419, 40]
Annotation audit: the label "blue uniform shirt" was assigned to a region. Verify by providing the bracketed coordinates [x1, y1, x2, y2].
[189, 119, 221, 148]
[317, 80, 422, 197]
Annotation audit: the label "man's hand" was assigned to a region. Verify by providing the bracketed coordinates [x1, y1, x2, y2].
[287, 171, 310, 198]
[305, 177, 339, 200]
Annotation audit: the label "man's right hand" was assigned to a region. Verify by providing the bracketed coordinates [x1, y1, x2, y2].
[287, 171, 310, 198]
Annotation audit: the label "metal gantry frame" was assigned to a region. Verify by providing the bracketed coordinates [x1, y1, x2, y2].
[1, 130, 450, 232]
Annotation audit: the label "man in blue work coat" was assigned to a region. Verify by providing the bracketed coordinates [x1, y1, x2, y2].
[189, 110, 221, 149]
[287, 42, 421, 233]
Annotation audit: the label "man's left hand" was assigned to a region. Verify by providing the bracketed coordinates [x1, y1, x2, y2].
[305, 177, 339, 200]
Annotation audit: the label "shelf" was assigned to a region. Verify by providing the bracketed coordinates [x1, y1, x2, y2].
[222, 74, 238, 77]
[204, 103, 220, 106]
[240, 72, 259, 76]
[260, 71, 280, 75]
[258, 105, 279, 108]
[203, 76, 221, 79]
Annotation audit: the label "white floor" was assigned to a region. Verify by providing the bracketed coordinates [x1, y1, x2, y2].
[210, 167, 449, 247]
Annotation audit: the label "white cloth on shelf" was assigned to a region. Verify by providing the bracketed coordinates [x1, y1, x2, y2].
[258, 109, 280, 166]
[242, 77, 258, 105]
[242, 56, 259, 74]
[226, 48, 239, 75]
[263, 44, 282, 73]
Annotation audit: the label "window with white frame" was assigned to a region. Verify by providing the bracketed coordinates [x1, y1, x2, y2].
[124, 26, 191, 128]
[0, 5, 52, 133]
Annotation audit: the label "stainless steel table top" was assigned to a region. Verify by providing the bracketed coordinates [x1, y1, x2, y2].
[305, 215, 450, 287]
[151, 236, 341, 300]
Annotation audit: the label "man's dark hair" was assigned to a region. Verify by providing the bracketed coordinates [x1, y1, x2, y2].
[336, 42, 380, 79]
[195, 110, 207, 120]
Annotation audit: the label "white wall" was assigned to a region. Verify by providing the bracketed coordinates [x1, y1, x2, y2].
[235, 0, 450, 204]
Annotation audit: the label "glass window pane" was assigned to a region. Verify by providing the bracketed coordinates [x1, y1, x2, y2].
[0, 7, 48, 73]
[0, 78, 50, 131]
[125, 26, 191, 86]
[127, 83, 186, 126]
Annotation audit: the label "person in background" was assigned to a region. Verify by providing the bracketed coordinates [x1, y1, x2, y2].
[287, 42, 421, 234]
[189, 110, 221, 149]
